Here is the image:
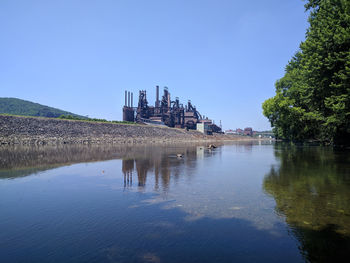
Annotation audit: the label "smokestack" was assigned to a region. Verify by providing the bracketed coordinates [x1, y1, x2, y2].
[125, 91, 127, 106]
[128, 92, 130, 107]
[131, 92, 133, 108]
[156, 85, 159, 107]
[167, 93, 171, 108]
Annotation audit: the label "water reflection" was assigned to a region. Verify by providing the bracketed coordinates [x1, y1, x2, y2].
[263, 144, 350, 262]
[122, 158, 134, 189]
[0, 142, 308, 263]
[0, 144, 209, 193]
[121, 146, 208, 192]
[0, 144, 128, 179]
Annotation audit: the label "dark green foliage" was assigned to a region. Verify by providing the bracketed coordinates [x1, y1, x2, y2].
[0, 98, 86, 119]
[262, 0, 350, 145]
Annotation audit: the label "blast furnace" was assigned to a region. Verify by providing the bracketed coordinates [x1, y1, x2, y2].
[122, 86, 221, 133]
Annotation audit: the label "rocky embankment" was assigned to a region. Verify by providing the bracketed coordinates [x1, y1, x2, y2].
[0, 115, 230, 145]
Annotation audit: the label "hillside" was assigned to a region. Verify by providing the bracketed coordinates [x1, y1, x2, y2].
[0, 98, 86, 118]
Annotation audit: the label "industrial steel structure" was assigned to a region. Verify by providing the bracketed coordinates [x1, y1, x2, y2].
[122, 86, 221, 133]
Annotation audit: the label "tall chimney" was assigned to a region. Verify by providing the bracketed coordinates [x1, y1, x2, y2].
[156, 85, 159, 107]
[167, 93, 171, 108]
[128, 92, 130, 107]
[131, 92, 133, 108]
[125, 91, 127, 106]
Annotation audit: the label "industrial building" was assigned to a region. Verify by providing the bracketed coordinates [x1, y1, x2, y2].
[122, 86, 221, 134]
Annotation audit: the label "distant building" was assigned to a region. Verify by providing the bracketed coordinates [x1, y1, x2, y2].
[244, 127, 253, 136]
[225, 129, 236, 134]
[236, 128, 243, 135]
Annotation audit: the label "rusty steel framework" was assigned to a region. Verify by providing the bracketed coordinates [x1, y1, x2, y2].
[123, 86, 221, 132]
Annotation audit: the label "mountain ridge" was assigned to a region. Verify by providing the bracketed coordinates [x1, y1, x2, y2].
[0, 97, 86, 118]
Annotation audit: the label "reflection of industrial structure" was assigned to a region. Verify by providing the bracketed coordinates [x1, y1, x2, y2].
[121, 145, 207, 191]
[122, 158, 134, 189]
[123, 86, 221, 133]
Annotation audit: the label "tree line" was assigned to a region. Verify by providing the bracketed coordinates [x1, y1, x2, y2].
[262, 0, 350, 145]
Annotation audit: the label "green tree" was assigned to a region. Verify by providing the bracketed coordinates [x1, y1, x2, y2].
[262, 0, 350, 145]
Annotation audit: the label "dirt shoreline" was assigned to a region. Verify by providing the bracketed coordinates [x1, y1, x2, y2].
[0, 115, 268, 145]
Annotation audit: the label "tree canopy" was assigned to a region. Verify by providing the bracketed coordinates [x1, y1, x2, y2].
[262, 0, 350, 145]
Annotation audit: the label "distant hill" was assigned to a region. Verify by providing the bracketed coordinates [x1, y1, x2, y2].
[0, 98, 86, 118]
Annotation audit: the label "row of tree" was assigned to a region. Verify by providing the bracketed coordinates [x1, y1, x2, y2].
[262, 0, 350, 145]
[58, 114, 135, 124]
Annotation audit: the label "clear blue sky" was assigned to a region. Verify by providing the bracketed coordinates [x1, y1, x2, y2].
[1, 0, 309, 130]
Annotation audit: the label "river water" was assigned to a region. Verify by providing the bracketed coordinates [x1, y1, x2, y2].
[0, 142, 349, 263]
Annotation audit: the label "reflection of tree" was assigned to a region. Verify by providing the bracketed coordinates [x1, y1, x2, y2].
[263, 144, 350, 262]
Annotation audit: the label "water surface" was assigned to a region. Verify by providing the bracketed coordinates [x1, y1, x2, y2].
[0, 142, 349, 262]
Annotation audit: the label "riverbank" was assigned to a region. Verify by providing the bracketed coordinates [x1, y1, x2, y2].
[0, 115, 265, 145]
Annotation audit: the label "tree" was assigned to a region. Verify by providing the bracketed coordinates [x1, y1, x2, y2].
[262, 0, 350, 145]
